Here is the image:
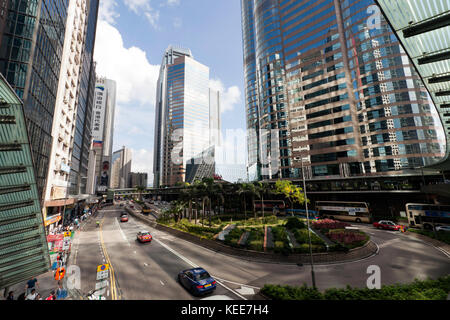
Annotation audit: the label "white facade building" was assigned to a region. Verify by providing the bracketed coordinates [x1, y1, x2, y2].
[43, 0, 88, 220]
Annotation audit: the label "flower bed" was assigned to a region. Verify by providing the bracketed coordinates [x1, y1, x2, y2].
[312, 219, 350, 230]
[326, 229, 369, 250]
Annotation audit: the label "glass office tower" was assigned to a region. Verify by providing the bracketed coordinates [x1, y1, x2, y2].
[153, 46, 215, 187]
[240, 0, 446, 181]
[0, 0, 69, 198]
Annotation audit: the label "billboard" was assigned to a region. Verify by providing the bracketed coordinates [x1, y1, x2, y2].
[91, 84, 107, 141]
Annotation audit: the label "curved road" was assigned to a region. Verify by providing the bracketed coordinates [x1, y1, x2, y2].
[72, 205, 450, 300]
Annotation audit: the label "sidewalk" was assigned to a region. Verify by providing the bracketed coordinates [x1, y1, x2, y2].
[2, 209, 99, 301]
[3, 270, 59, 300]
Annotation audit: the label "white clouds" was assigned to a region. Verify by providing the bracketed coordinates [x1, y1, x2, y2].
[166, 0, 180, 6]
[94, 20, 160, 106]
[99, 0, 119, 24]
[124, 0, 160, 29]
[209, 79, 242, 114]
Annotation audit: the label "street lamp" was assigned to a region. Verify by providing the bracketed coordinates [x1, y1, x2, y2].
[300, 154, 316, 289]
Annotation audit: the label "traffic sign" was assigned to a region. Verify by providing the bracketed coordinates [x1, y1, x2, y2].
[95, 280, 109, 290]
[97, 264, 109, 272]
[54, 267, 66, 280]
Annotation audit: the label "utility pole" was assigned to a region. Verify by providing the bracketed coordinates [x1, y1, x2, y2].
[300, 155, 316, 289]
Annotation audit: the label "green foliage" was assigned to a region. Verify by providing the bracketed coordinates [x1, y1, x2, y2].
[224, 227, 245, 247]
[285, 217, 306, 230]
[261, 275, 450, 300]
[408, 228, 450, 245]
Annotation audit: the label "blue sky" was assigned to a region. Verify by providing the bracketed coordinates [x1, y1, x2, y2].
[94, 0, 246, 186]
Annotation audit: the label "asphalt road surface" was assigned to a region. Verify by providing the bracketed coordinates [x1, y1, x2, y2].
[73, 205, 450, 300]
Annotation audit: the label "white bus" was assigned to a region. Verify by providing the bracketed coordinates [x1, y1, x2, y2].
[315, 201, 371, 223]
[405, 203, 450, 230]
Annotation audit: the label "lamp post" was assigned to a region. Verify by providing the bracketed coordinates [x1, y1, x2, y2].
[300, 154, 316, 289]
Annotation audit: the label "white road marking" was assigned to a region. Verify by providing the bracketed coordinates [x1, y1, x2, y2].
[160, 280, 165, 286]
[153, 238, 247, 300]
[235, 286, 255, 295]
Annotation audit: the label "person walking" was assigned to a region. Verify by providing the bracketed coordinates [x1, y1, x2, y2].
[6, 291, 14, 300]
[25, 288, 38, 300]
[45, 290, 57, 300]
[25, 277, 38, 295]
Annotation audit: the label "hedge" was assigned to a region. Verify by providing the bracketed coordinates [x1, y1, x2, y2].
[261, 275, 450, 300]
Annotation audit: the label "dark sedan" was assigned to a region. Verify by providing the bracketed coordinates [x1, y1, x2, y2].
[178, 268, 216, 296]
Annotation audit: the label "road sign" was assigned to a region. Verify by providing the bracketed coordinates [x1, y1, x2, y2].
[54, 267, 66, 280]
[96, 264, 110, 280]
[64, 231, 71, 237]
[97, 264, 109, 272]
[95, 280, 109, 290]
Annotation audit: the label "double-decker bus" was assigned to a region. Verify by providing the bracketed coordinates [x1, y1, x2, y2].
[141, 203, 152, 215]
[315, 201, 371, 223]
[405, 203, 450, 230]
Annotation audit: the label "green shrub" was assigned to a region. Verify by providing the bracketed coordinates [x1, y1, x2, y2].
[262, 215, 279, 225]
[285, 217, 306, 230]
[248, 240, 264, 251]
[262, 275, 450, 300]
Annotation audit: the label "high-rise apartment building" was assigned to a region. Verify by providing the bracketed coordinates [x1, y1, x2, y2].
[111, 146, 132, 189]
[153, 46, 220, 187]
[68, 0, 99, 197]
[43, 0, 98, 226]
[240, 0, 446, 182]
[86, 77, 116, 192]
[0, 0, 70, 198]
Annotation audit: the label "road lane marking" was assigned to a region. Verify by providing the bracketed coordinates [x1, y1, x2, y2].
[160, 280, 164, 286]
[153, 238, 247, 300]
[99, 219, 118, 300]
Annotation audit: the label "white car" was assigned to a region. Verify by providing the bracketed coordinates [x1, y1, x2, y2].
[435, 226, 450, 232]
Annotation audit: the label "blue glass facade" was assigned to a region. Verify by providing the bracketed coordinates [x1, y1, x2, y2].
[0, 0, 69, 198]
[240, 0, 445, 181]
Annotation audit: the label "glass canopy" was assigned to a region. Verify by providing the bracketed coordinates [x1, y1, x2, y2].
[375, 0, 450, 170]
[0, 73, 50, 289]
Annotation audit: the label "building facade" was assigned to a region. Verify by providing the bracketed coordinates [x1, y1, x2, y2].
[153, 46, 220, 187]
[0, 0, 70, 199]
[87, 76, 116, 192]
[240, 0, 446, 182]
[129, 172, 148, 188]
[68, 0, 99, 197]
[110, 146, 132, 189]
[0, 73, 50, 289]
[43, 0, 97, 226]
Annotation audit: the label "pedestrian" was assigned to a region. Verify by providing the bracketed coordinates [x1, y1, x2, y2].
[25, 288, 37, 300]
[45, 290, 57, 300]
[6, 291, 14, 300]
[17, 292, 25, 301]
[25, 277, 38, 295]
[35, 293, 42, 300]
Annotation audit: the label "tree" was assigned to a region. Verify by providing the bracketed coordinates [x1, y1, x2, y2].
[135, 185, 146, 202]
[274, 180, 306, 215]
[255, 181, 271, 218]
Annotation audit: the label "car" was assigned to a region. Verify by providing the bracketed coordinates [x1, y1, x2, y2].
[137, 231, 153, 243]
[373, 220, 401, 231]
[120, 214, 128, 222]
[435, 226, 450, 232]
[178, 267, 217, 296]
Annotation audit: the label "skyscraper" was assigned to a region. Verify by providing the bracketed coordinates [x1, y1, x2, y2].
[153, 46, 220, 187]
[0, 0, 70, 198]
[240, 0, 446, 182]
[43, 0, 99, 226]
[68, 0, 100, 197]
[86, 76, 116, 192]
[111, 146, 132, 189]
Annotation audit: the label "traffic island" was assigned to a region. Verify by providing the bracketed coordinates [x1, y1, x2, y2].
[125, 207, 378, 265]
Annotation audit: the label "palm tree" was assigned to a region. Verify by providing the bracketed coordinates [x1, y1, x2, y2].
[255, 181, 271, 218]
[135, 185, 146, 202]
